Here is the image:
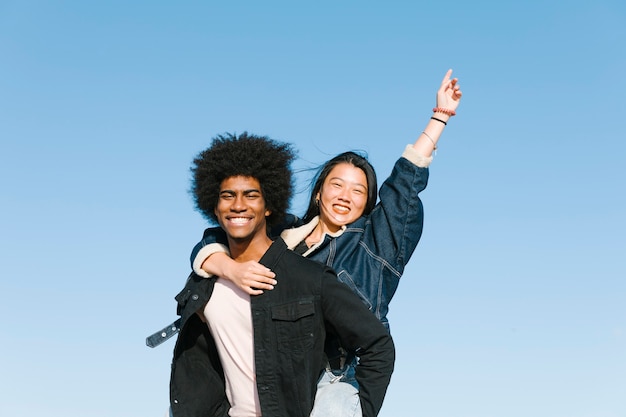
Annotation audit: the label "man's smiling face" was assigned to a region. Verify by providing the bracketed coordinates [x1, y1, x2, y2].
[214, 175, 271, 242]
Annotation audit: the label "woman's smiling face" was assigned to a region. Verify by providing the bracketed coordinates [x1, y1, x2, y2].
[316, 162, 368, 232]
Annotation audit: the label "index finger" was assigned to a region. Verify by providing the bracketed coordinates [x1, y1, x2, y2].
[441, 69, 453, 86]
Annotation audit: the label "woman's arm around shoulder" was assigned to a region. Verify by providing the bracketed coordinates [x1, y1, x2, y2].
[190, 227, 277, 295]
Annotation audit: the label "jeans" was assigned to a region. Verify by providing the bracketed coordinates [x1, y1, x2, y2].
[310, 361, 361, 417]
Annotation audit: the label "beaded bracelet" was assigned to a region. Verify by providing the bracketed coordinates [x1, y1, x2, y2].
[432, 107, 456, 116]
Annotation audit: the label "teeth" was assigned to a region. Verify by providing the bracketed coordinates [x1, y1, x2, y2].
[230, 217, 250, 224]
[333, 205, 349, 213]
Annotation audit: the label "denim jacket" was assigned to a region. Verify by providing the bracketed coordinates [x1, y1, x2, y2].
[169, 238, 394, 417]
[191, 145, 430, 331]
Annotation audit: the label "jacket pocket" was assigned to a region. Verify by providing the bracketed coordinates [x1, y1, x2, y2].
[271, 299, 316, 353]
[336, 269, 373, 311]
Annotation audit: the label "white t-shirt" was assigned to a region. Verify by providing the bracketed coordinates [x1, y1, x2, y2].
[203, 278, 261, 417]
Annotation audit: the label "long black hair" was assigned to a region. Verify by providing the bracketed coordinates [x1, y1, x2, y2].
[302, 151, 378, 223]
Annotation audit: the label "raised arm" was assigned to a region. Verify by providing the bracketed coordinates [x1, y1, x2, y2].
[341, 69, 463, 324]
[412, 69, 463, 158]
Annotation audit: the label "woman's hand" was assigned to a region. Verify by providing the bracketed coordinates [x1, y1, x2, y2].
[202, 254, 276, 295]
[436, 69, 462, 111]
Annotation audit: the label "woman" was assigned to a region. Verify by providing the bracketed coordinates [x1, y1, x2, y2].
[190, 69, 462, 416]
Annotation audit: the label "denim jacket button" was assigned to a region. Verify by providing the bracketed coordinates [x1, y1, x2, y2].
[191, 294, 199, 301]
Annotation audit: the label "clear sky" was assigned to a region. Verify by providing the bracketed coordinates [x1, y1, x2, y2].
[1, 1, 625, 416]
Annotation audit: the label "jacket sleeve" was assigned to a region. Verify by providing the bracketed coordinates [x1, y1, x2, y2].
[362, 150, 429, 275]
[320, 267, 395, 417]
[189, 227, 229, 276]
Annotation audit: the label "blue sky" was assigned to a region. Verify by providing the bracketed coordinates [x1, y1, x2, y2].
[1, 1, 625, 416]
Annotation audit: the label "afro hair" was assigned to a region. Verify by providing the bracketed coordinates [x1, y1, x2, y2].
[190, 132, 297, 227]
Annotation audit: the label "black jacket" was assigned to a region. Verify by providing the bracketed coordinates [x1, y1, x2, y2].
[170, 238, 395, 417]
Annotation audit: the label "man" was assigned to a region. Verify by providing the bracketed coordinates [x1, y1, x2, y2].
[164, 132, 394, 417]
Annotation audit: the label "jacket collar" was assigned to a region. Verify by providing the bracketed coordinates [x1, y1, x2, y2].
[259, 237, 289, 270]
[280, 216, 346, 254]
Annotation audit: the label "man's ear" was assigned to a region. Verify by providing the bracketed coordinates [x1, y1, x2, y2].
[265, 209, 272, 217]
